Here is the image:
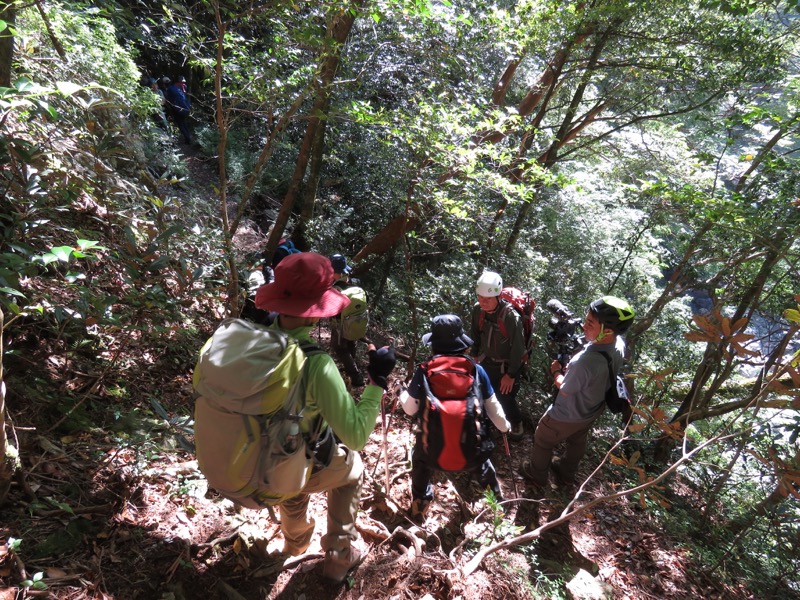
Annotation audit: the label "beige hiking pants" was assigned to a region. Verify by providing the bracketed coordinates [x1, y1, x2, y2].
[279, 444, 363, 554]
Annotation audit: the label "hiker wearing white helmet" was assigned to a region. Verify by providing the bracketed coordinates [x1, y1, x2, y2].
[470, 271, 526, 441]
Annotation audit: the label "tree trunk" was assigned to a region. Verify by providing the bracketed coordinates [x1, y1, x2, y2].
[33, 0, 66, 60]
[298, 113, 329, 224]
[263, 2, 361, 265]
[727, 458, 800, 536]
[654, 243, 791, 461]
[477, 33, 583, 250]
[0, 0, 16, 88]
[504, 21, 617, 254]
[0, 309, 20, 506]
[627, 221, 713, 352]
[353, 214, 420, 264]
[735, 116, 800, 193]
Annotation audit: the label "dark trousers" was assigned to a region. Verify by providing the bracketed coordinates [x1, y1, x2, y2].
[481, 361, 523, 425]
[528, 413, 595, 486]
[330, 327, 362, 385]
[410, 443, 501, 502]
[173, 112, 192, 143]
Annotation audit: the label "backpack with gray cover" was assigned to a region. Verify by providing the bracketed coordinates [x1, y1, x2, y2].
[193, 319, 332, 507]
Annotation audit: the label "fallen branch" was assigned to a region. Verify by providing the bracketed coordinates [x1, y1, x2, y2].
[458, 431, 735, 577]
[198, 529, 240, 549]
[32, 503, 115, 518]
[249, 551, 326, 578]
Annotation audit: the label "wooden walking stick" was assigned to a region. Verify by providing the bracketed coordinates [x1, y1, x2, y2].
[371, 382, 401, 480]
[380, 391, 390, 492]
[502, 433, 519, 498]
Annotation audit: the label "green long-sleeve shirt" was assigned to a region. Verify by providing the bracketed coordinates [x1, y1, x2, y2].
[271, 321, 381, 450]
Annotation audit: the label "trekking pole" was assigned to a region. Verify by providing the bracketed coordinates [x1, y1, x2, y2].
[502, 433, 519, 499]
[380, 390, 390, 493]
[371, 384, 400, 479]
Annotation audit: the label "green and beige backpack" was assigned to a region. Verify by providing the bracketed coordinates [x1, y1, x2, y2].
[193, 319, 327, 507]
[338, 285, 369, 341]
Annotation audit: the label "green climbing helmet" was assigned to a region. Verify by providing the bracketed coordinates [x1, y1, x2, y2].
[589, 296, 635, 333]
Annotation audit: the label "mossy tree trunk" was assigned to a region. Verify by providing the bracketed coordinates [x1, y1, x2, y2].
[0, 0, 16, 88]
[0, 309, 20, 506]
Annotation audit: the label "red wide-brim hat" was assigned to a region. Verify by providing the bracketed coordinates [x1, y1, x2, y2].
[255, 252, 350, 318]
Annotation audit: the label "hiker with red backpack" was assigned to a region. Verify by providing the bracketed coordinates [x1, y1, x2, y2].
[240, 252, 395, 581]
[400, 314, 511, 521]
[470, 271, 528, 441]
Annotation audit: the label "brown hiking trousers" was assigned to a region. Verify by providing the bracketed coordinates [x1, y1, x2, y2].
[528, 413, 595, 486]
[279, 444, 363, 554]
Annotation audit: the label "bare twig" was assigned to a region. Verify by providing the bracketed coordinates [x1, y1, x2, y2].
[459, 431, 736, 577]
[31, 503, 115, 518]
[196, 529, 240, 550]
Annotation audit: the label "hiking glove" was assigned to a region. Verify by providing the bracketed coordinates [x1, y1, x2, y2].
[367, 346, 396, 389]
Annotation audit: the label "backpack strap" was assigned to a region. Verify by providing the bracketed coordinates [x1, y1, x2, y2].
[420, 358, 444, 412]
[299, 341, 322, 355]
[296, 342, 328, 445]
[496, 301, 511, 340]
[480, 301, 511, 349]
[598, 351, 615, 391]
[256, 341, 326, 445]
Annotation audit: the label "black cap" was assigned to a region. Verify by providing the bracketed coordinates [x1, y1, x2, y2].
[422, 314, 474, 353]
[329, 254, 352, 275]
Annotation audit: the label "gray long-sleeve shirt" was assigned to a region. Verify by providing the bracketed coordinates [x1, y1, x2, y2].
[547, 336, 626, 423]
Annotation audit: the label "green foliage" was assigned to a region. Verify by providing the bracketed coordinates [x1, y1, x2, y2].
[17, 2, 144, 109]
[2, 0, 800, 596]
[20, 571, 47, 591]
[482, 488, 524, 542]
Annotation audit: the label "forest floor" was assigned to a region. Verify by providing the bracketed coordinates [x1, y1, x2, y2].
[0, 137, 782, 600]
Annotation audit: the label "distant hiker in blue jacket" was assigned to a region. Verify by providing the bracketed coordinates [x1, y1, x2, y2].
[164, 76, 192, 144]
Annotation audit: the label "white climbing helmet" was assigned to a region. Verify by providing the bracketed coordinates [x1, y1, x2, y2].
[476, 271, 503, 297]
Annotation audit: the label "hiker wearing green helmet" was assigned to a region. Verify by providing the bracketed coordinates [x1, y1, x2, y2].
[522, 296, 634, 490]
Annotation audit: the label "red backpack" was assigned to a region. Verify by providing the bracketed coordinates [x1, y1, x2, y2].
[478, 287, 537, 363]
[418, 355, 494, 471]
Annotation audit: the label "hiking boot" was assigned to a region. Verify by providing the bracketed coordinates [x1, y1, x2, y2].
[349, 371, 365, 388]
[550, 460, 575, 487]
[322, 544, 364, 583]
[508, 422, 524, 441]
[410, 498, 431, 522]
[520, 460, 547, 492]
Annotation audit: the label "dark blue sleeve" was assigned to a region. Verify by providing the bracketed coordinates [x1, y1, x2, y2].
[407, 366, 426, 399]
[476, 364, 494, 398]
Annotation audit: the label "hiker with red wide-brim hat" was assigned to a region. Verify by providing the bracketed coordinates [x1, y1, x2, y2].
[255, 252, 396, 582]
